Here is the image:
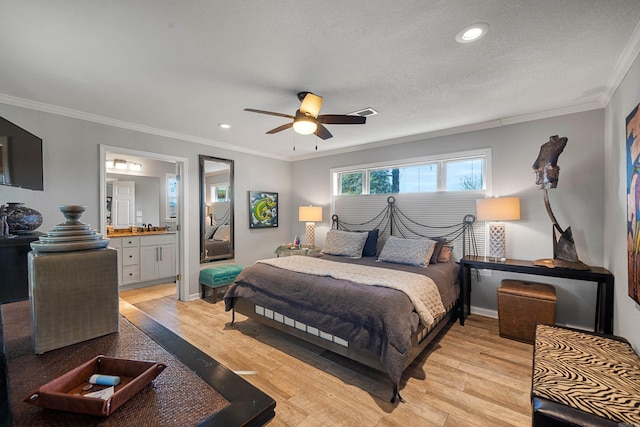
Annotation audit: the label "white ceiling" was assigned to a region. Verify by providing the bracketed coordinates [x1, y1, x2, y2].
[1, 1, 640, 160]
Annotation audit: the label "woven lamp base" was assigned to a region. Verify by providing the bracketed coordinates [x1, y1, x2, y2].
[489, 222, 506, 260]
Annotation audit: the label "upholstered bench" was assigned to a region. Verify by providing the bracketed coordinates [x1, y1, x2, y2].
[199, 264, 243, 302]
[532, 324, 640, 427]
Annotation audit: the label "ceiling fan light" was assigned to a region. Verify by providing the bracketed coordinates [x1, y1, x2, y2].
[293, 118, 317, 135]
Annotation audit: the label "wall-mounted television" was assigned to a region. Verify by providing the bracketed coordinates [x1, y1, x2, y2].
[0, 116, 43, 191]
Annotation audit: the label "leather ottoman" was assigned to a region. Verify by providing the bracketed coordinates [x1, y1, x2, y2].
[497, 279, 556, 344]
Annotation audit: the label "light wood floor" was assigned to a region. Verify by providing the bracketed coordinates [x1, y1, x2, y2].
[120, 284, 533, 427]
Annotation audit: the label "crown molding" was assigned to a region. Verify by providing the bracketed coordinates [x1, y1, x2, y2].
[600, 18, 640, 106]
[0, 94, 289, 161]
[292, 102, 603, 162]
[498, 101, 603, 126]
[0, 93, 606, 163]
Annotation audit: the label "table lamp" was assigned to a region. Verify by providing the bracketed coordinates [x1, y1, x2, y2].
[476, 197, 521, 261]
[299, 206, 322, 247]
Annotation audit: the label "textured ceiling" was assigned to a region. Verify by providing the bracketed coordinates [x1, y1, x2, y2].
[1, 1, 639, 160]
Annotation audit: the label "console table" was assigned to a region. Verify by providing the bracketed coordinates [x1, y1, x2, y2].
[459, 255, 614, 335]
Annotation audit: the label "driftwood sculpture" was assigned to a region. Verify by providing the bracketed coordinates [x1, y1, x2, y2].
[532, 135, 589, 270]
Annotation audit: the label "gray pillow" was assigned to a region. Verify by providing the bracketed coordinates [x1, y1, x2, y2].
[377, 236, 437, 267]
[321, 229, 368, 258]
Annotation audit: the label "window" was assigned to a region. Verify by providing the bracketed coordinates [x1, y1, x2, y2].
[339, 171, 363, 195]
[445, 157, 484, 191]
[166, 174, 178, 218]
[333, 150, 487, 196]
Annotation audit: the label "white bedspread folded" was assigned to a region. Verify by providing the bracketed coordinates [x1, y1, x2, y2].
[258, 255, 445, 327]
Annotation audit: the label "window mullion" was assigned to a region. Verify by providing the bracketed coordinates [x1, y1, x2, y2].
[438, 160, 445, 191]
[364, 170, 370, 195]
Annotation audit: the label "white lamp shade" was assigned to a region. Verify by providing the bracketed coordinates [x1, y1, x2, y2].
[476, 197, 521, 221]
[299, 206, 322, 222]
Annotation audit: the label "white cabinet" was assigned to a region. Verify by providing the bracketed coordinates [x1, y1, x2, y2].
[108, 233, 175, 287]
[108, 237, 122, 286]
[121, 236, 140, 285]
[139, 234, 176, 282]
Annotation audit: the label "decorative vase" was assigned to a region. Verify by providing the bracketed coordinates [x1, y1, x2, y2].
[2, 202, 43, 234]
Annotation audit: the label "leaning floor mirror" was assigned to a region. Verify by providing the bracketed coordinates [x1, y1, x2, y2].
[200, 155, 234, 262]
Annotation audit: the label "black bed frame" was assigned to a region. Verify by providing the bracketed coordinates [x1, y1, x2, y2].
[231, 297, 457, 403]
[231, 196, 476, 403]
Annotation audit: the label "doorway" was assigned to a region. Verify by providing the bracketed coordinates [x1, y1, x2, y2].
[99, 145, 189, 301]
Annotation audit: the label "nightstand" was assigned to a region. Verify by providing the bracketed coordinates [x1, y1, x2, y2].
[274, 245, 321, 257]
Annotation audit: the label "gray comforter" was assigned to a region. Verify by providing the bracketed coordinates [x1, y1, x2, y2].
[223, 254, 459, 384]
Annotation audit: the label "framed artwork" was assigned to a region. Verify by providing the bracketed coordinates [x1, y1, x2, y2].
[626, 102, 640, 304]
[249, 191, 278, 229]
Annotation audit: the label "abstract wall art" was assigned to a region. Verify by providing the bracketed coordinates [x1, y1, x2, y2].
[249, 191, 278, 229]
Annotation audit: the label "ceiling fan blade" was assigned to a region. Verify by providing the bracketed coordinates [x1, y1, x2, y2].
[315, 124, 333, 140]
[299, 93, 323, 117]
[317, 114, 366, 125]
[244, 108, 294, 119]
[266, 122, 294, 134]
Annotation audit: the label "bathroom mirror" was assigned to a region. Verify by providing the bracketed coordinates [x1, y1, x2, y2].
[200, 155, 234, 262]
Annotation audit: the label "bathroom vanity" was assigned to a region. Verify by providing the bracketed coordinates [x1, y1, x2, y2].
[108, 230, 176, 288]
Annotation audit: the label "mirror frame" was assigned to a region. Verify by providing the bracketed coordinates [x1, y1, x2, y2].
[199, 155, 234, 262]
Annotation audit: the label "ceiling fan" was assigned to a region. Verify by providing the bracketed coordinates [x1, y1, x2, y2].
[244, 92, 366, 140]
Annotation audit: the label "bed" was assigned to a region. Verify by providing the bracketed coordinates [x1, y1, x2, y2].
[223, 197, 476, 402]
[204, 224, 231, 257]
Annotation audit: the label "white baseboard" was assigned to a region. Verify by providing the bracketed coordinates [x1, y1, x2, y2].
[469, 306, 593, 332]
[470, 306, 498, 319]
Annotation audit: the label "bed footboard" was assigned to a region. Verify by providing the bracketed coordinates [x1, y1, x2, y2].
[230, 296, 456, 403]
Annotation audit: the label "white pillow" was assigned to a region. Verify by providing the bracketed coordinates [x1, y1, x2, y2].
[212, 224, 230, 241]
[377, 236, 437, 267]
[321, 229, 368, 258]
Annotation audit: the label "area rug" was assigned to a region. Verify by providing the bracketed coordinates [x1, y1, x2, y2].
[2, 300, 230, 426]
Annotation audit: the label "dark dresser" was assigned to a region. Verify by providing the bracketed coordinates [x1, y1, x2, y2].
[0, 232, 42, 304]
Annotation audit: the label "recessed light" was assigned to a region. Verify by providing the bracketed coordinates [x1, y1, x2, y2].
[455, 22, 489, 43]
[219, 123, 231, 129]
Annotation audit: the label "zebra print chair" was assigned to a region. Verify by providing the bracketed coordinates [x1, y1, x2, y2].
[532, 324, 640, 427]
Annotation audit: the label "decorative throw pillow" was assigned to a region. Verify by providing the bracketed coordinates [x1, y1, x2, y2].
[429, 238, 448, 264]
[321, 229, 368, 258]
[205, 225, 217, 240]
[377, 236, 437, 267]
[360, 229, 379, 257]
[437, 244, 453, 263]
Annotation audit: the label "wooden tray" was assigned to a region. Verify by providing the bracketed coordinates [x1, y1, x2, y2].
[24, 355, 166, 417]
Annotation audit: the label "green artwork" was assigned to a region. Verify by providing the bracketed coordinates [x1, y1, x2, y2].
[249, 191, 278, 228]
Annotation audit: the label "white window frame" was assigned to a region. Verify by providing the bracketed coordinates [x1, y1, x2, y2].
[331, 148, 492, 198]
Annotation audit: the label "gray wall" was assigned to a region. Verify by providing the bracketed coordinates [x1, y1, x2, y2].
[0, 104, 292, 299]
[605, 52, 640, 351]
[290, 109, 606, 330]
[4, 83, 637, 344]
